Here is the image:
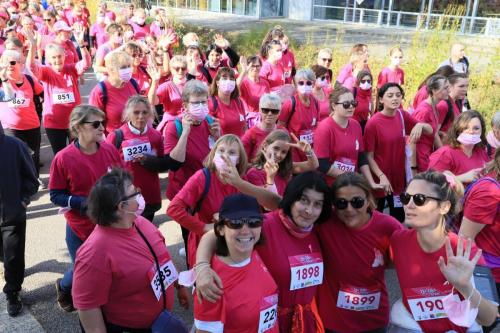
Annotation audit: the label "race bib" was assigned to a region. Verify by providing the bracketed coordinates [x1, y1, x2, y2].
[299, 130, 314, 144]
[289, 252, 323, 290]
[258, 294, 278, 333]
[148, 257, 179, 301]
[337, 285, 381, 311]
[52, 91, 75, 104]
[333, 158, 355, 172]
[8, 97, 30, 108]
[122, 138, 152, 162]
[405, 286, 458, 321]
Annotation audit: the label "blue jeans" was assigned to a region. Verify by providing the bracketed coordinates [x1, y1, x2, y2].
[59, 224, 83, 293]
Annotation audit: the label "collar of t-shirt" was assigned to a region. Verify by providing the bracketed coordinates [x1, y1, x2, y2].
[227, 256, 251, 267]
[128, 122, 148, 135]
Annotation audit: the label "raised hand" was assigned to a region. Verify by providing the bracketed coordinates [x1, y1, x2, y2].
[239, 55, 248, 74]
[181, 113, 194, 133]
[287, 132, 312, 155]
[73, 23, 85, 45]
[146, 63, 161, 82]
[213, 33, 228, 49]
[218, 154, 241, 185]
[263, 149, 279, 181]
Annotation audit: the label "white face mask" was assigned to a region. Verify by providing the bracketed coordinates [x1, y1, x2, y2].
[124, 31, 134, 40]
[274, 51, 283, 61]
[297, 84, 313, 95]
[391, 57, 402, 67]
[135, 17, 145, 25]
[281, 41, 288, 51]
[457, 133, 481, 145]
[113, 35, 123, 44]
[10, 14, 19, 21]
[316, 77, 328, 88]
[97, 16, 105, 23]
[118, 67, 132, 82]
[359, 82, 372, 90]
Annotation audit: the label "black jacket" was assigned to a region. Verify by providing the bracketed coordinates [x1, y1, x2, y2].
[0, 123, 39, 225]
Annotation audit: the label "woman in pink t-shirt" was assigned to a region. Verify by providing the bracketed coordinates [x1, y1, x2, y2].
[411, 65, 455, 111]
[129, 8, 150, 41]
[123, 41, 151, 95]
[89, 11, 108, 50]
[94, 23, 124, 77]
[311, 64, 331, 121]
[429, 111, 490, 184]
[353, 70, 374, 132]
[437, 73, 469, 136]
[377, 46, 405, 89]
[260, 40, 286, 91]
[336, 43, 370, 92]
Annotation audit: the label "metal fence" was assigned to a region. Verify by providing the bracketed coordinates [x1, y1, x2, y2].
[312, 5, 500, 37]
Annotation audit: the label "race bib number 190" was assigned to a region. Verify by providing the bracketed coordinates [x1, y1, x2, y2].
[405, 286, 457, 321]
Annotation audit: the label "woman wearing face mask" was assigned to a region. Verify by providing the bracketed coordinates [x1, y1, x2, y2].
[123, 42, 151, 95]
[73, 169, 189, 332]
[315, 86, 377, 188]
[94, 23, 124, 76]
[122, 23, 135, 43]
[106, 96, 164, 222]
[247, 130, 318, 196]
[413, 75, 450, 172]
[89, 51, 141, 134]
[237, 56, 271, 127]
[377, 46, 405, 89]
[352, 70, 373, 132]
[49, 105, 122, 312]
[437, 73, 470, 136]
[193, 193, 280, 333]
[428, 111, 490, 184]
[204, 34, 240, 83]
[89, 11, 108, 50]
[129, 8, 149, 41]
[311, 65, 331, 121]
[278, 68, 320, 162]
[27, 26, 90, 155]
[389, 170, 498, 332]
[365, 83, 432, 222]
[260, 40, 286, 91]
[317, 172, 402, 333]
[336, 43, 370, 92]
[194, 172, 332, 333]
[209, 67, 247, 137]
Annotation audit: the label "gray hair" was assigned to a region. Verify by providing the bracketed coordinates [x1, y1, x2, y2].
[259, 93, 281, 110]
[170, 55, 187, 67]
[122, 95, 153, 122]
[492, 111, 500, 129]
[294, 68, 316, 83]
[45, 43, 65, 57]
[182, 80, 208, 103]
[1, 50, 22, 62]
[69, 105, 105, 137]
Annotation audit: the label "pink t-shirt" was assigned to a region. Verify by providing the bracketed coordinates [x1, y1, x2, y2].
[209, 96, 246, 137]
[260, 60, 285, 91]
[336, 63, 356, 91]
[315, 86, 331, 121]
[130, 22, 150, 41]
[156, 80, 185, 117]
[0, 75, 43, 130]
[31, 53, 90, 129]
[413, 101, 439, 172]
[239, 77, 271, 113]
[241, 125, 286, 161]
[89, 23, 108, 48]
[428, 145, 490, 176]
[73, 216, 175, 328]
[281, 49, 296, 84]
[132, 66, 151, 95]
[246, 167, 288, 197]
[412, 85, 428, 110]
[377, 66, 405, 88]
[88, 80, 140, 134]
[96, 42, 117, 66]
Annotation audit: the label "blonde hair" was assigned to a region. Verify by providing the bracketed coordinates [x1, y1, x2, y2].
[389, 46, 403, 56]
[105, 50, 132, 71]
[203, 134, 248, 175]
[69, 105, 105, 137]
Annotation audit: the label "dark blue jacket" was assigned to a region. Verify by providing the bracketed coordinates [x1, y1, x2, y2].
[0, 123, 39, 226]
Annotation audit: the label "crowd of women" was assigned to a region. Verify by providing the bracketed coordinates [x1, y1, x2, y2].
[0, 1, 499, 332]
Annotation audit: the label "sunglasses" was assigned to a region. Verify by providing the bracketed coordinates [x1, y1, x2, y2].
[333, 197, 366, 210]
[336, 100, 358, 109]
[261, 108, 280, 115]
[223, 218, 263, 229]
[322, 58, 333, 62]
[360, 79, 371, 84]
[83, 120, 105, 129]
[297, 81, 313, 86]
[172, 66, 187, 71]
[8, 60, 17, 66]
[44, 18, 52, 22]
[399, 192, 442, 206]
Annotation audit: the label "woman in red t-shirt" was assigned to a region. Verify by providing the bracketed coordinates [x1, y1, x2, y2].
[311, 65, 331, 121]
[390, 170, 498, 332]
[437, 73, 469, 136]
[364, 83, 432, 222]
[413, 75, 450, 172]
[123, 42, 151, 95]
[411, 65, 455, 111]
[376, 46, 405, 89]
[429, 111, 490, 184]
[203, 34, 240, 83]
[260, 40, 286, 91]
[352, 69, 373, 132]
[208, 67, 246, 137]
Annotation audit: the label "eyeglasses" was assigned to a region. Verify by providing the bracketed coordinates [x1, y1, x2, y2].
[131, 53, 144, 58]
[321, 58, 332, 63]
[261, 108, 280, 115]
[172, 66, 187, 71]
[222, 218, 263, 229]
[133, 110, 149, 115]
[399, 192, 442, 206]
[360, 79, 371, 84]
[333, 197, 366, 210]
[297, 81, 313, 86]
[83, 120, 105, 129]
[336, 100, 358, 109]
[121, 190, 141, 202]
[189, 101, 207, 106]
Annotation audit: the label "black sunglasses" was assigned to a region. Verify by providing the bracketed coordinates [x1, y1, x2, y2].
[333, 197, 366, 210]
[261, 108, 280, 115]
[83, 120, 105, 129]
[322, 58, 332, 62]
[360, 79, 371, 84]
[399, 192, 442, 206]
[9, 60, 17, 66]
[297, 81, 313, 86]
[222, 218, 263, 229]
[336, 100, 358, 109]
[44, 18, 52, 21]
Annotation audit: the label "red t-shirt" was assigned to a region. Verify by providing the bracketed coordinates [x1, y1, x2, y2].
[166, 169, 241, 266]
[463, 177, 500, 281]
[413, 101, 439, 172]
[156, 80, 185, 117]
[255, 210, 321, 332]
[315, 117, 364, 186]
[428, 145, 490, 176]
[49, 142, 122, 240]
[89, 23, 108, 48]
[377, 67, 405, 88]
[241, 125, 286, 161]
[130, 22, 150, 41]
[40, 38, 79, 65]
[246, 167, 288, 197]
[279, 95, 320, 162]
[209, 96, 246, 137]
[132, 66, 151, 95]
[0, 75, 43, 130]
[391, 230, 480, 333]
[163, 118, 212, 200]
[88, 80, 140, 134]
[239, 77, 271, 113]
[436, 99, 460, 133]
[31, 56, 90, 129]
[316, 87, 331, 121]
[364, 110, 418, 197]
[73, 216, 176, 328]
[106, 124, 164, 205]
[412, 85, 428, 110]
[353, 87, 372, 123]
[281, 49, 296, 84]
[260, 60, 285, 91]
[317, 211, 402, 331]
[194, 251, 279, 333]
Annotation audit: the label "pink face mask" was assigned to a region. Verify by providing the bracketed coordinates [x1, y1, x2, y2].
[189, 103, 208, 121]
[457, 133, 481, 145]
[213, 152, 238, 171]
[218, 79, 235, 94]
[442, 289, 479, 327]
[297, 84, 313, 95]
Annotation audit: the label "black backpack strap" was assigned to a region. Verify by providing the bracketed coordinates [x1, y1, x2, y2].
[210, 96, 218, 115]
[113, 129, 124, 149]
[191, 168, 211, 215]
[24, 74, 35, 92]
[130, 78, 141, 94]
[285, 95, 296, 127]
[353, 87, 358, 99]
[98, 81, 107, 111]
[200, 67, 212, 84]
